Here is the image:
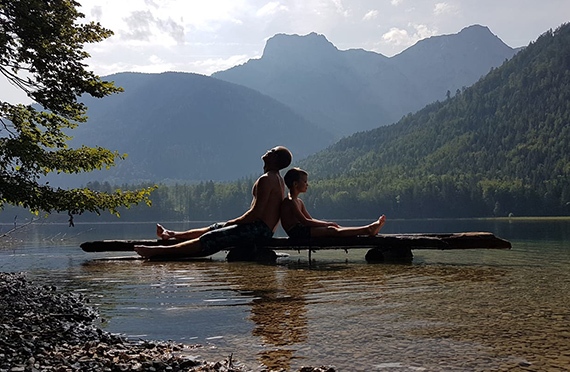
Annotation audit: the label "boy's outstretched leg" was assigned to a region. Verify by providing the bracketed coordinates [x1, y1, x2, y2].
[157, 224, 175, 240]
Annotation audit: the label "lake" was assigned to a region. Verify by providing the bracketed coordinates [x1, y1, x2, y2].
[1, 218, 569, 371]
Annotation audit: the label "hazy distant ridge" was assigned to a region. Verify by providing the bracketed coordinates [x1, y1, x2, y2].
[213, 25, 519, 137]
[61, 72, 333, 186]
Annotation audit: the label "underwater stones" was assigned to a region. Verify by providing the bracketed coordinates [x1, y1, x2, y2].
[0, 272, 335, 372]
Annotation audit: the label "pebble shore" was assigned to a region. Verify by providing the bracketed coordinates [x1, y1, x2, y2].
[0, 272, 334, 372]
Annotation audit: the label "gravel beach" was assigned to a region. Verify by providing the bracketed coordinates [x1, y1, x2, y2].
[0, 272, 334, 372]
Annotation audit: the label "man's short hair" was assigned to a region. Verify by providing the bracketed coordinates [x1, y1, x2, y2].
[284, 167, 307, 189]
[275, 146, 293, 170]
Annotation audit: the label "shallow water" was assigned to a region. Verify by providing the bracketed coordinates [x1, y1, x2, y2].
[1, 218, 569, 371]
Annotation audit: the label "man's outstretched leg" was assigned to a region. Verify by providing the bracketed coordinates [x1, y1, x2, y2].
[135, 238, 205, 258]
[156, 223, 212, 240]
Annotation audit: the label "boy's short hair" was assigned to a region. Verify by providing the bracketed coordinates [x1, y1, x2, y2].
[275, 146, 293, 170]
[284, 167, 308, 189]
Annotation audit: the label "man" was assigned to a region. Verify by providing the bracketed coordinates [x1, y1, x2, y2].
[134, 146, 292, 258]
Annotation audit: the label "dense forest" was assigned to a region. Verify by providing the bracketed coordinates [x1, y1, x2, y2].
[2, 23, 569, 224]
[296, 22, 570, 218]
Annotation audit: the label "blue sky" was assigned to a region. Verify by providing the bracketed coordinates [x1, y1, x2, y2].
[2, 0, 569, 103]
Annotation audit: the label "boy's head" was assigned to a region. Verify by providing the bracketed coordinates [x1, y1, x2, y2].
[263, 146, 293, 170]
[284, 167, 308, 189]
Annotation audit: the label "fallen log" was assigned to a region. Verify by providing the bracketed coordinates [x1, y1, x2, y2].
[256, 232, 511, 250]
[80, 232, 511, 263]
[80, 239, 175, 252]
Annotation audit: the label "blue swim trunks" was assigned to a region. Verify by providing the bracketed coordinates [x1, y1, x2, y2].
[199, 220, 273, 256]
[286, 223, 311, 239]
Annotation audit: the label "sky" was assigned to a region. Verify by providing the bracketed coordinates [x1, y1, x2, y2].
[2, 0, 569, 103]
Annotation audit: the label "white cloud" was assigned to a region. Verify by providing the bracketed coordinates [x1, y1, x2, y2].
[382, 27, 410, 46]
[414, 24, 438, 39]
[90, 5, 103, 19]
[363, 10, 378, 21]
[80, 0, 247, 37]
[382, 24, 438, 46]
[331, 0, 350, 17]
[434, 2, 459, 15]
[121, 10, 184, 44]
[391, 0, 403, 6]
[256, 2, 289, 17]
[191, 54, 252, 75]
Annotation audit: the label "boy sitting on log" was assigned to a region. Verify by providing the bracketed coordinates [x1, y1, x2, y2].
[280, 167, 386, 239]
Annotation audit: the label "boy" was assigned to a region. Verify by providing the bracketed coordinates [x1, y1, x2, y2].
[134, 146, 293, 258]
[280, 167, 385, 238]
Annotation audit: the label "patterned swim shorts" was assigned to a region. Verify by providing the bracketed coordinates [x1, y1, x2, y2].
[199, 220, 273, 256]
[286, 223, 311, 239]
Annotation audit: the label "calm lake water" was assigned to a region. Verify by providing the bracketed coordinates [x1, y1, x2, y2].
[1, 218, 569, 371]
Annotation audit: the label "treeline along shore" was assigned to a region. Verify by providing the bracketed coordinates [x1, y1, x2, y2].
[1, 174, 569, 224]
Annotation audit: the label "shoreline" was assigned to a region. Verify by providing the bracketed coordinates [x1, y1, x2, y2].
[0, 272, 334, 372]
[3, 215, 570, 227]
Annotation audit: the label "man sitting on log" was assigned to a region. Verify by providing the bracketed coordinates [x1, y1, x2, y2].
[134, 146, 292, 259]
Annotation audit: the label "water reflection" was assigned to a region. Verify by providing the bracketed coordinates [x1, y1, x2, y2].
[220, 263, 308, 370]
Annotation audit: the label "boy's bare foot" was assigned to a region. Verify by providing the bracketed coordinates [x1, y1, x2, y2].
[368, 215, 386, 236]
[156, 224, 175, 240]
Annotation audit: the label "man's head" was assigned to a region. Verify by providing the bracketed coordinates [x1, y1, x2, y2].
[262, 146, 292, 171]
[284, 167, 308, 189]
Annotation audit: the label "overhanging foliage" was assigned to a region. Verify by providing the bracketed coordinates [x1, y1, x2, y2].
[0, 0, 155, 215]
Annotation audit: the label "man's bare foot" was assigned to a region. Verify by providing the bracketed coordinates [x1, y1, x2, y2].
[368, 215, 386, 236]
[134, 245, 158, 258]
[134, 245, 175, 258]
[156, 224, 175, 240]
[135, 243, 204, 259]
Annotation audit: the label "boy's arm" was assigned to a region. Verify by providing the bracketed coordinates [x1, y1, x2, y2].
[299, 200, 313, 219]
[297, 199, 338, 227]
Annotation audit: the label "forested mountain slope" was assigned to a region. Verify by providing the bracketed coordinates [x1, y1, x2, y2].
[53, 72, 333, 187]
[298, 23, 570, 218]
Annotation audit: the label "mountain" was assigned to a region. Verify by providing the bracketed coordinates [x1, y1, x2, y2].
[49, 26, 518, 188]
[392, 24, 520, 109]
[213, 25, 519, 138]
[54, 72, 334, 187]
[295, 23, 570, 218]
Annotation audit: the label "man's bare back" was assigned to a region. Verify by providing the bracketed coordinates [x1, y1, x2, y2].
[223, 169, 284, 232]
[253, 170, 286, 231]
